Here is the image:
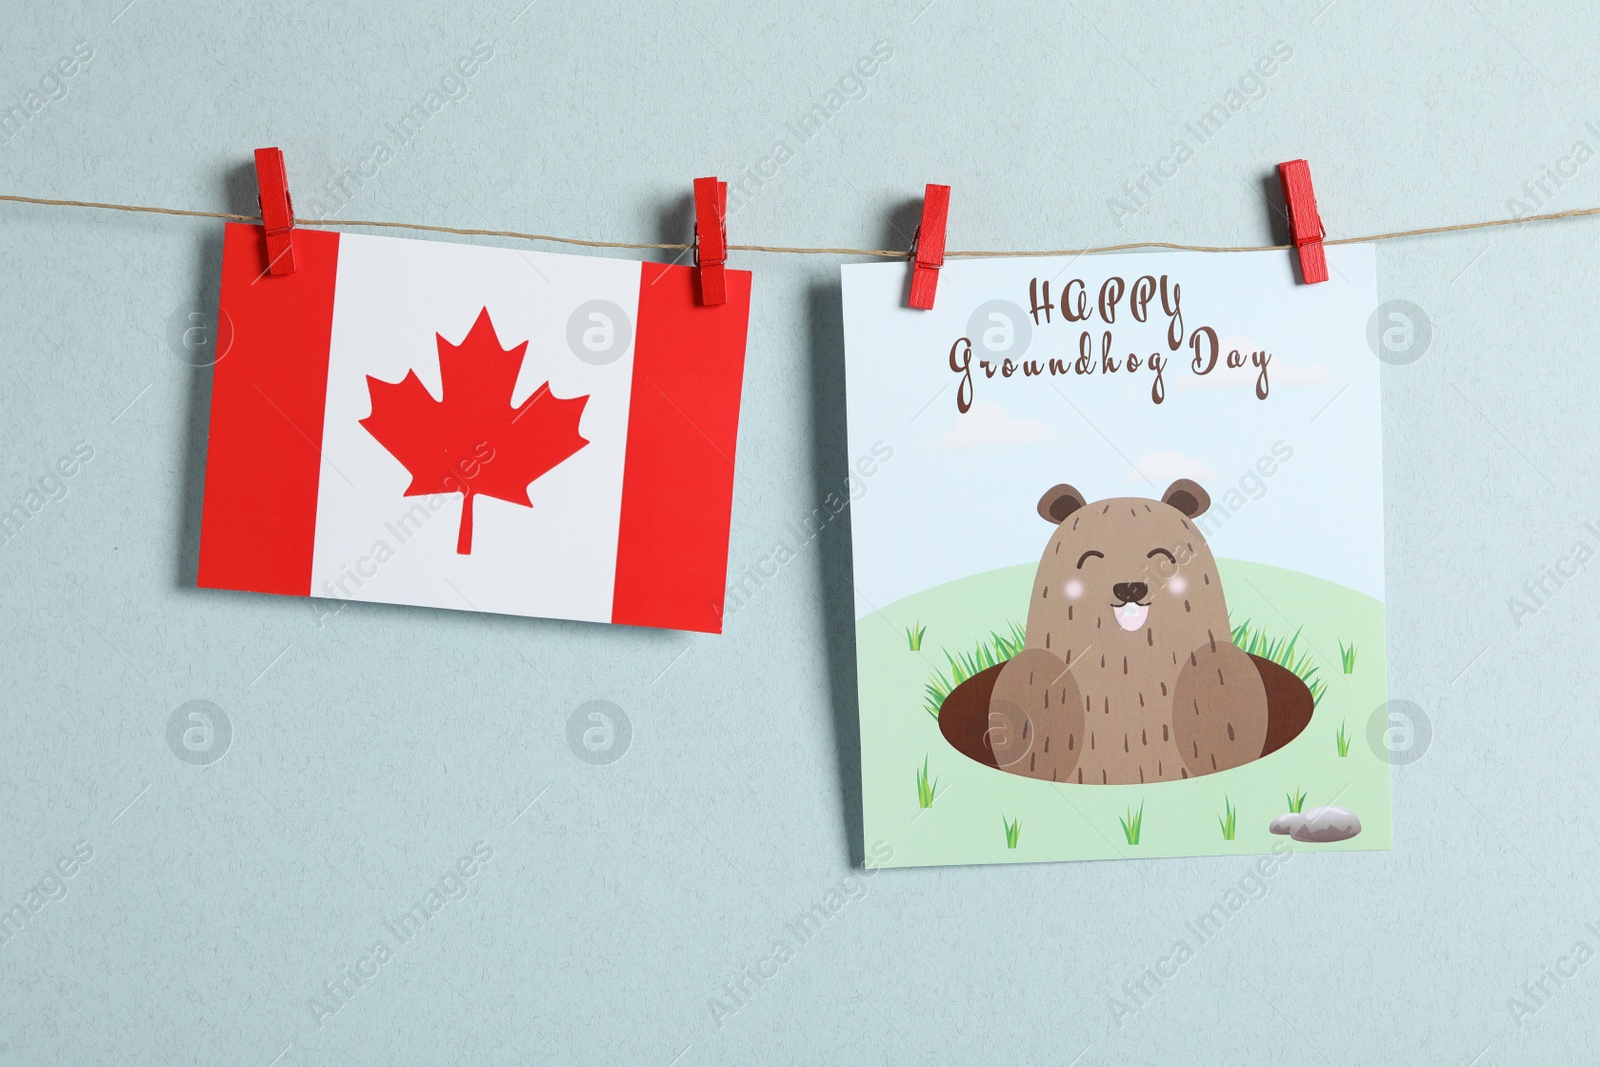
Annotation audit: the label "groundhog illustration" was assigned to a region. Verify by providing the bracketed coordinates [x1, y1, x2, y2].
[938, 479, 1313, 785]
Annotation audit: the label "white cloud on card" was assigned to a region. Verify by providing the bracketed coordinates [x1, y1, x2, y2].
[1127, 450, 1216, 484]
[933, 401, 1057, 448]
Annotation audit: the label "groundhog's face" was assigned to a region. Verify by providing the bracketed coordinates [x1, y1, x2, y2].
[1030, 479, 1222, 645]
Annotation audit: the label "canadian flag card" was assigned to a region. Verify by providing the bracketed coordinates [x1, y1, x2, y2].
[198, 223, 750, 633]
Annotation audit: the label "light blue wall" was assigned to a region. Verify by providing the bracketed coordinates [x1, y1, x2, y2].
[1, 2, 1595, 1063]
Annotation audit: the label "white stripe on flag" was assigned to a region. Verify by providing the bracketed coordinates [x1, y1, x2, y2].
[308, 233, 641, 622]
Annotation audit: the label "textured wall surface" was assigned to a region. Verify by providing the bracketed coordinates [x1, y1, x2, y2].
[1, 3, 1596, 1064]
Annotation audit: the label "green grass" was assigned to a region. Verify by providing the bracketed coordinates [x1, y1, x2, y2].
[923, 621, 1028, 718]
[905, 621, 927, 652]
[1230, 618, 1328, 706]
[857, 559, 1390, 867]
[924, 617, 1326, 720]
[1120, 802, 1144, 845]
[1286, 788, 1307, 813]
[1218, 797, 1237, 840]
[1003, 816, 1021, 849]
[916, 756, 937, 808]
[1336, 721, 1350, 758]
[1339, 641, 1358, 674]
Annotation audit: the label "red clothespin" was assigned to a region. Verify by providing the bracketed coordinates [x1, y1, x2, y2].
[254, 146, 296, 276]
[693, 176, 728, 306]
[1276, 159, 1327, 284]
[908, 184, 950, 310]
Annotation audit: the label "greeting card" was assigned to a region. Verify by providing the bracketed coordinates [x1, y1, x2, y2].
[842, 247, 1387, 866]
[199, 224, 750, 632]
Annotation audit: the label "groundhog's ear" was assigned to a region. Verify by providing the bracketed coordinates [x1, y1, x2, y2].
[1037, 484, 1088, 524]
[1161, 479, 1211, 518]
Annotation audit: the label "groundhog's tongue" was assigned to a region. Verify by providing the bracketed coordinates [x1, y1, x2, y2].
[1115, 603, 1149, 632]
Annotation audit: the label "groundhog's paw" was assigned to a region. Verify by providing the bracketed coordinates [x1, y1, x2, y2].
[988, 649, 1084, 782]
[1172, 642, 1271, 777]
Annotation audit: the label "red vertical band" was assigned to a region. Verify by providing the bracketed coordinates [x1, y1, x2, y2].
[613, 262, 751, 633]
[197, 222, 341, 595]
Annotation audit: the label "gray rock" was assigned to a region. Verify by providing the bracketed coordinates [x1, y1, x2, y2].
[1268, 812, 1305, 835]
[1289, 806, 1361, 843]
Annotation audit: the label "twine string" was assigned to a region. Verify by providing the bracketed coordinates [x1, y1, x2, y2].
[3, 192, 1597, 259]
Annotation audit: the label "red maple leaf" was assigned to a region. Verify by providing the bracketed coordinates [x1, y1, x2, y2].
[360, 307, 590, 555]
